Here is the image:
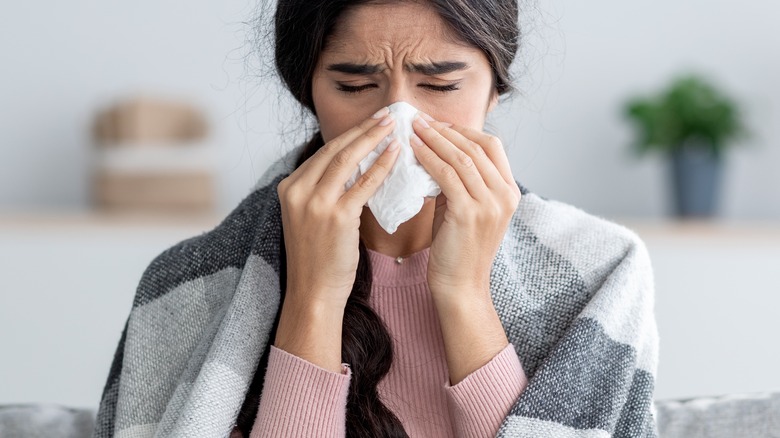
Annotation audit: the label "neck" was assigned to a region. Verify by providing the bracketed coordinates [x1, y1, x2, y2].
[359, 198, 434, 258]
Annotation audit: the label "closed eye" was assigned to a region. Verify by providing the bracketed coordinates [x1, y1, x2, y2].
[336, 83, 376, 94]
[423, 83, 460, 93]
[336, 83, 461, 94]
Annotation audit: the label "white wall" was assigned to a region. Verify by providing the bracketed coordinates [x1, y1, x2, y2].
[0, 0, 291, 213]
[500, 0, 779, 219]
[0, 0, 778, 218]
[646, 229, 780, 400]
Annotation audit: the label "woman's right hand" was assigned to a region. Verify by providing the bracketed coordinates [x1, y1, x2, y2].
[274, 107, 399, 372]
[277, 107, 400, 310]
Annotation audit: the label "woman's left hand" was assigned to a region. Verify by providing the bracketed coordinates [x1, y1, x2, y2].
[410, 113, 522, 303]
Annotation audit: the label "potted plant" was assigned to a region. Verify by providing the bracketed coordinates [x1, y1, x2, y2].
[622, 73, 749, 218]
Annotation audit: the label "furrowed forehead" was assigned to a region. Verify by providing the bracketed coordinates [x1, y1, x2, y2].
[325, 60, 471, 76]
[322, 2, 473, 57]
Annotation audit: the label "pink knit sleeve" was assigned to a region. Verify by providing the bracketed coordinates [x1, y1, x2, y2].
[249, 345, 351, 438]
[443, 342, 528, 438]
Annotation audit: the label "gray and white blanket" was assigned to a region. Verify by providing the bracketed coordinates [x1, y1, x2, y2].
[93, 144, 659, 437]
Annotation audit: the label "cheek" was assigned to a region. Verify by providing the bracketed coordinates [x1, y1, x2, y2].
[312, 79, 363, 143]
[317, 112, 341, 144]
[449, 113, 485, 130]
[427, 86, 492, 130]
[430, 107, 486, 131]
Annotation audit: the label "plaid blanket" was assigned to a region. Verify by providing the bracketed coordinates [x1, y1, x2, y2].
[93, 144, 659, 437]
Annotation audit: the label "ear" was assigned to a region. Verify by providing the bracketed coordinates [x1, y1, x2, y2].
[487, 89, 499, 113]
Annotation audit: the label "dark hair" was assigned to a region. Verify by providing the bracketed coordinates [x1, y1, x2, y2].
[236, 1, 520, 436]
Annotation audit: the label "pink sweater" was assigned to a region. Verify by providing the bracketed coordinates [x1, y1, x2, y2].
[244, 247, 528, 437]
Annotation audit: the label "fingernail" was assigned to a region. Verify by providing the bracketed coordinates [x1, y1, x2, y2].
[414, 115, 430, 129]
[372, 107, 390, 119]
[379, 113, 395, 126]
[419, 111, 435, 122]
[387, 139, 399, 151]
[441, 122, 453, 128]
[410, 133, 424, 148]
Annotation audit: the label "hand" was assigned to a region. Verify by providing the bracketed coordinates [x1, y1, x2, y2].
[409, 113, 522, 301]
[277, 107, 400, 309]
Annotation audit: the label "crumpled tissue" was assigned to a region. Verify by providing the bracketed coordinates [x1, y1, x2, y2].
[344, 101, 441, 234]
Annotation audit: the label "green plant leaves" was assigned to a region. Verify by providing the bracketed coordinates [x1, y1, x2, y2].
[622, 73, 748, 161]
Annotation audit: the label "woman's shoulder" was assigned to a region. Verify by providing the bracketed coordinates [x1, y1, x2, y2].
[497, 184, 659, 405]
[131, 147, 301, 308]
[516, 181, 647, 246]
[507, 182, 652, 281]
[133, 184, 284, 309]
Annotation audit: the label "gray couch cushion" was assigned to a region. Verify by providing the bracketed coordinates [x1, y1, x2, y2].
[0, 403, 95, 438]
[655, 392, 780, 438]
[2, 393, 778, 437]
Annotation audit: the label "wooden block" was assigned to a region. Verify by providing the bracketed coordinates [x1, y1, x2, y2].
[93, 95, 208, 145]
[93, 171, 215, 213]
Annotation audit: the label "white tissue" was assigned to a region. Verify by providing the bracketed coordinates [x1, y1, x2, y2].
[344, 101, 441, 234]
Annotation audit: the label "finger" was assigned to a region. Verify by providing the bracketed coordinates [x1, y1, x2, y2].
[428, 121, 507, 192]
[411, 115, 488, 200]
[317, 114, 397, 197]
[340, 139, 400, 210]
[446, 125, 515, 188]
[409, 128, 471, 204]
[295, 107, 392, 186]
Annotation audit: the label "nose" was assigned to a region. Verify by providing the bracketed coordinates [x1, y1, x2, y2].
[384, 78, 417, 108]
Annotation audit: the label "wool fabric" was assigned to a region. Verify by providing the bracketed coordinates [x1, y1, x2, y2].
[93, 143, 659, 438]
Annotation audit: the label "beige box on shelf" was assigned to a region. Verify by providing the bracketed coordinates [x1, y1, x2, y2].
[93, 94, 208, 145]
[90, 142, 217, 213]
[90, 93, 216, 214]
[93, 171, 215, 212]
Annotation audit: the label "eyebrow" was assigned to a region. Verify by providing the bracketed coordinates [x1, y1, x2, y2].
[410, 61, 469, 75]
[326, 61, 469, 76]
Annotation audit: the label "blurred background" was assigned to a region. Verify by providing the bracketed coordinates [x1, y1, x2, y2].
[1, 0, 778, 417]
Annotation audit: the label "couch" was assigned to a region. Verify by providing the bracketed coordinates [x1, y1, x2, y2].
[1, 392, 778, 437]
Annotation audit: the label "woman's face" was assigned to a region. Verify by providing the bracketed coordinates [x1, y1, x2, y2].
[311, 1, 499, 143]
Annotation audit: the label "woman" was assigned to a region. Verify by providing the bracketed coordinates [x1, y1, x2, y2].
[93, 1, 659, 437]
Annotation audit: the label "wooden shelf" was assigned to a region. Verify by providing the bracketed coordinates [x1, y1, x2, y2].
[610, 217, 780, 243]
[2, 211, 780, 241]
[0, 210, 223, 231]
